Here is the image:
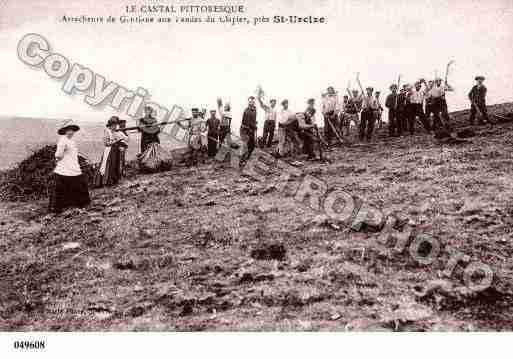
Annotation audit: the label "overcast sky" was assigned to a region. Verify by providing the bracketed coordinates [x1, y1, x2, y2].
[0, 0, 512, 131]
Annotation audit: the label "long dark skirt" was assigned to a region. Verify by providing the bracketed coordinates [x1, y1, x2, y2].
[95, 144, 122, 187]
[141, 133, 160, 153]
[49, 174, 91, 213]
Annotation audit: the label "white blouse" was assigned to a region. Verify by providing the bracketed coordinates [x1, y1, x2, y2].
[54, 136, 82, 177]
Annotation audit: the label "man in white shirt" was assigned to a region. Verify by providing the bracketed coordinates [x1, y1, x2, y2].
[375, 91, 383, 129]
[257, 94, 278, 148]
[321, 86, 340, 146]
[427, 78, 453, 130]
[436, 77, 454, 127]
[407, 80, 431, 135]
[187, 108, 206, 165]
[277, 99, 295, 157]
[217, 98, 232, 147]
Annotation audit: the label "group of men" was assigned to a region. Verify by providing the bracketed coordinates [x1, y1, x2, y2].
[182, 75, 491, 165]
[188, 90, 320, 163]
[385, 75, 491, 138]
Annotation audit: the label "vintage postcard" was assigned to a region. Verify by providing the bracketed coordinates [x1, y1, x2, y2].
[0, 0, 512, 356]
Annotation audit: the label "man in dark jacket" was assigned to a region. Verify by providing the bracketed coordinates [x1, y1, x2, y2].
[301, 98, 317, 159]
[468, 76, 491, 125]
[385, 84, 399, 137]
[206, 109, 220, 157]
[396, 85, 410, 136]
[240, 96, 257, 161]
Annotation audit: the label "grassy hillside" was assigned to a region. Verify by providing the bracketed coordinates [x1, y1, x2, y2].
[1, 104, 513, 331]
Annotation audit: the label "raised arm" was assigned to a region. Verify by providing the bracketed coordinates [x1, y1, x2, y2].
[356, 73, 365, 96]
[346, 80, 354, 99]
[217, 98, 224, 116]
[257, 94, 270, 112]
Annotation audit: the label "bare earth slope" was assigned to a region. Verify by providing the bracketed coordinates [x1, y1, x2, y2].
[1, 103, 513, 331]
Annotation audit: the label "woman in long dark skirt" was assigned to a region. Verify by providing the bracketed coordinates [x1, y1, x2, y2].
[95, 116, 127, 187]
[49, 120, 91, 213]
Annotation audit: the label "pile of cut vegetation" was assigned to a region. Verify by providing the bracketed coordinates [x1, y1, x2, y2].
[0, 145, 94, 201]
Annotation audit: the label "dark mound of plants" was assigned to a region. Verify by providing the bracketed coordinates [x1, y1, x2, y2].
[0, 145, 94, 201]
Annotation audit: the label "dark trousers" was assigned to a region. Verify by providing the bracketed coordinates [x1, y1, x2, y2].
[323, 111, 338, 144]
[427, 98, 444, 130]
[207, 133, 218, 157]
[262, 120, 275, 147]
[388, 109, 398, 136]
[396, 110, 407, 135]
[219, 125, 230, 146]
[408, 104, 431, 134]
[339, 113, 351, 136]
[441, 99, 450, 119]
[301, 130, 315, 158]
[469, 103, 490, 125]
[359, 110, 376, 141]
[241, 130, 256, 161]
[425, 103, 434, 125]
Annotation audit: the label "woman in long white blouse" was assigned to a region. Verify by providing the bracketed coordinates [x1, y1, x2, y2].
[49, 120, 91, 213]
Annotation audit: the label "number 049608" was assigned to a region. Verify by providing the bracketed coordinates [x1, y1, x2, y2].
[13, 340, 46, 350]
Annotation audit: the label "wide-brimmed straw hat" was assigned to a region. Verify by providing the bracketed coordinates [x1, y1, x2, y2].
[57, 119, 80, 135]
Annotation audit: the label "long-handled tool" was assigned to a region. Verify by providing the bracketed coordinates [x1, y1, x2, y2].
[118, 116, 206, 132]
[394, 74, 401, 109]
[444, 60, 454, 86]
[325, 114, 345, 145]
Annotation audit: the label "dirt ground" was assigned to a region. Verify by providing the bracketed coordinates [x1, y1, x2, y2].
[1, 103, 513, 331]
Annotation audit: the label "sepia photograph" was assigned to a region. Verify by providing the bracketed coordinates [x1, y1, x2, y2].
[0, 0, 512, 357]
